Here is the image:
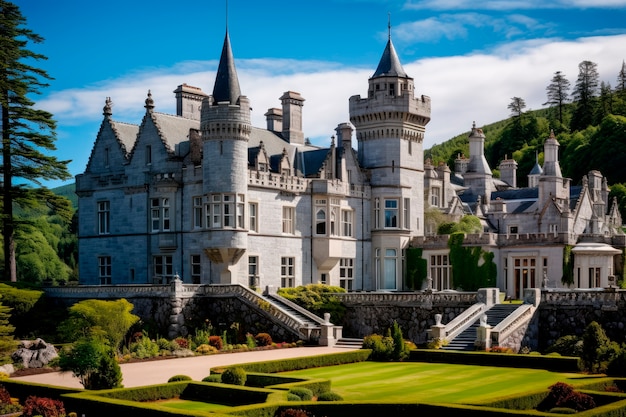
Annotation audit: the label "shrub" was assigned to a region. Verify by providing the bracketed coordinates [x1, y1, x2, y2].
[156, 337, 172, 351]
[549, 407, 577, 414]
[89, 350, 123, 390]
[287, 393, 301, 401]
[202, 374, 221, 383]
[208, 335, 223, 350]
[545, 335, 583, 357]
[0, 384, 22, 415]
[196, 344, 218, 355]
[278, 409, 315, 417]
[191, 329, 211, 348]
[174, 337, 189, 349]
[277, 283, 347, 323]
[391, 321, 410, 361]
[23, 396, 65, 417]
[246, 333, 257, 349]
[168, 374, 192, 383]
[289, 387, 313, 401]
[606, 349, 626, 376]
[539, 382, 596, 412]
[581, 321, 620, 373]
[317, 391, 343, 401]
[221, 367, 246, 385]
[362, 334, 393, 361]
[255, 333, 273, 347]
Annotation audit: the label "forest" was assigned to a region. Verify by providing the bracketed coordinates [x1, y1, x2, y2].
[2, 59, 626, 284]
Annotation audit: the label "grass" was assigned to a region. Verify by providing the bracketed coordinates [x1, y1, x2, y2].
[280, 361, 599, 404]
[156, 399, 231, 411]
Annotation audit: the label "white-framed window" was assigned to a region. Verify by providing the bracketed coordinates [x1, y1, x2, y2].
[383, 248, 398, 289]
[193, 196, 203, 229]
[190, 254, 201, 284]
[384, 199, 398, 228]
[151, 198, 170, 232]
[341, 210, 353, 237]
[549, 224, 558, 233]
[430, 254, 451, 291]
[249, 202, 258, 232]
[207, 193, 245, 229]
[340, 258, 354, 290]
[281, 257, 295, 287]
[282, 206, 295, 234]
[314, 199, 327, 235]
[330, 199, 340, 236]
[97, 201, 110, 235]
[98, 256, 111, 285]
[431, 187, 440, 207]
[153, 255, 174, 284]
[249, 256, 259, 288]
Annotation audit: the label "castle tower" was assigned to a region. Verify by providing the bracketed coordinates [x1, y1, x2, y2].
[174, 84, 208, 121]
[498, 155, 517, 188]
[539, 130, 569, 204]
[528, 152, 543, 188]
[201, 29, 251, 280]
[463, 122, 494, 205]
[349, 27, 431, 290]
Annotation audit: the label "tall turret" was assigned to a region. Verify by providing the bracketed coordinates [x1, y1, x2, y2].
[463, 122, 494, 205]
[200, 29, 250, 276]
[349, 26, 431, 290]
[539, 130, 569, 204]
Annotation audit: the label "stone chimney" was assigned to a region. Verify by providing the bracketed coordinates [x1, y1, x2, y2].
[280, 91, 305, 145]
[173, 84, 208, 121]
[265, 108, 282, 132]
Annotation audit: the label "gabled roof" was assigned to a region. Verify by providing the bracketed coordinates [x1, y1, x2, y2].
[372, 38, 408, 78]
[300, 148, 330, 177]
[109, 120, 139, 157]
[151, 112, 199, 153]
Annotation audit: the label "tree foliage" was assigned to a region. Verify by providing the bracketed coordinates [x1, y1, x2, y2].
[581, 321, 620, 373]
[58, 337, 122, 390]
[0, 1, 71, 282]
[278, 284, 346, 324]
[448, 233, 497, 291]
[571, 60, 600, 131]
[58, 299, 139, 352]
[405, 247, 427, 290]
[544, 70, 570, 124]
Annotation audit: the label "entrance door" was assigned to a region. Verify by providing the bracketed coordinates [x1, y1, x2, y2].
[513, 258, 536, 299]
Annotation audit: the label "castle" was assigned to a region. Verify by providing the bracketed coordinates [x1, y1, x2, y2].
[76, 27, 624, 298]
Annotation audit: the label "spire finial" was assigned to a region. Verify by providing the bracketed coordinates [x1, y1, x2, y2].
[103, 97, 112, 117]
[225, 0, 228, 30]
[388, 12, 391, 40]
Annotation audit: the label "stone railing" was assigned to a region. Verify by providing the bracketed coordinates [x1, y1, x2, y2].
[248, 171, 308, 193]
[490, 304, 534, 345]
[337, 291, 477, 306]
[43, 284, 171, 298]
[430, 302, 487, 342]
[541, 289, 624, 310]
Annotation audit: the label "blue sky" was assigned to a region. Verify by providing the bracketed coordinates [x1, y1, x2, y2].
[16, 0, 626, 188]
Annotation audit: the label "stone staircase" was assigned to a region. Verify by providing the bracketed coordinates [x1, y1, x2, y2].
[442, 304, 519, 351]
[334, 337, 363, 348]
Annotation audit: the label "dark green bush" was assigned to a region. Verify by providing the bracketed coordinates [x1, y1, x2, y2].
[317, 391, 343, 401]
[545, 335, 583, 356]
[289, 387, 313, 401]
[362, 334, 393, 361]
[222, 367, 247, 385]
[278, 409, 314, 417]
[549, 407, 577, 414]
[606, 349, 626, 377]
[581, 321, 621, 373]
[278, 284, 347, 324]
[202, 374, 222, 383]
[167, 375, 192, 383]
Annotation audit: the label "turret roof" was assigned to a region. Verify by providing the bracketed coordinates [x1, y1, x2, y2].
[212, 30, 241, 104]
[372, 38, 408, 78]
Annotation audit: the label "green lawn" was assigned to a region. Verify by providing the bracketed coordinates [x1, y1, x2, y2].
[157, 399, 231, 412]
[281, 361, 602, 404]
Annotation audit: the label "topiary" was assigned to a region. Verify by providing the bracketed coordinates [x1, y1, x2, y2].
[288, 387, 313, 401]
[202, 374, 221, 383]
[221, 367, 246, 385]
[317, 391, 343, 401]
[168, 374, 192, 383]
[287, 393, 301, 401]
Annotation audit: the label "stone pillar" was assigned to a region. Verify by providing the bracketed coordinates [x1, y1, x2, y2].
[475, 314, 492, 350]
[523, 288, 541, 307]
[319, 312, 336, 347]
[168, 275, 187, 339]
[477, 287, 500, 307]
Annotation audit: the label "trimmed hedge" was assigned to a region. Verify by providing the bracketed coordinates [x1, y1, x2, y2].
[210, 349, 371, 374]
[0, 380, 81, 402]
[409, 349, 580, 372]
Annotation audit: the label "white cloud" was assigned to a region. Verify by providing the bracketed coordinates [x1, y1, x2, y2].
[404, 0, 626, 10]
[41, 34, 626, 168]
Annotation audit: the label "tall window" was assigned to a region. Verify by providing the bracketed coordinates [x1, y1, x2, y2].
[193, 197, 203, 229]
[341, 210, 353, 237]
[281, 257, 295, 287]
[340, 258, 354, 290]
[330, 199, 340, 235]
[403, 198, 410, 229]
[431, 187, 440, 207]
[384, 199, 398, 228]
[153, 255, 174, 284]
[430, 254, 451, 290]
[282, 206, 295, 234]
[207, 193, 244, 229]
[374, 198, 380, 229]
[98, 201, 110, 234]
[249, 202, 258, 232]
[382, 249, 397, 290]
[314, 199, 327, 235]
[151, 198, 170, 231]
[249, 256, 259, 288]
[98, 256, 111, 285]
[145, 145, 152, 165]
[513, 257, 536, 299]
[104, 147, 109, 167]
[190, 254, 201, 284]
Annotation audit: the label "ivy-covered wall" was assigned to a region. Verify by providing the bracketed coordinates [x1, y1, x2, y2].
[448, 233, 496, 291]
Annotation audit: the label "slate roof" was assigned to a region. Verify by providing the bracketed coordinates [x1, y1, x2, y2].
[152, 112, 199, 153]
[372, 38, 408, 78]
[110, 121, 139, 157]
[212, 31, 241, 105]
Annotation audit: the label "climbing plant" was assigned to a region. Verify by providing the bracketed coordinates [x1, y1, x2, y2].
[561, 245, 574, 286]
[405, 247, 427, 290]
[448, 233, 496, 291]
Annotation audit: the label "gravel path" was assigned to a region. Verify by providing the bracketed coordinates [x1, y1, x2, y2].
[11, 346, 356, 389]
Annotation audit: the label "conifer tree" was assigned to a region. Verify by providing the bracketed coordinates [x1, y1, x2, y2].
[0, 1, 71, 281]
[616, 61, 626, 96]
[543, 70, 570, 124]
[571, 60, 600, 131]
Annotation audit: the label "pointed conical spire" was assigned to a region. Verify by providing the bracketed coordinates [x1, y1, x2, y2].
[372, 21, 407, 78]
[212, 30, 241, 104]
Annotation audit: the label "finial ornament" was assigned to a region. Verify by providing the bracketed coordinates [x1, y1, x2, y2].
[388, 12, 391, 40]
[145, 90, 154, 110]
[103, 97, 113, 116]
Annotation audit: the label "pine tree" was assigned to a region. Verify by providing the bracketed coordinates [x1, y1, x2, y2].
[616, 61, 626, 96]
[543, 71, 570, 124]
[571, 60, 600, 131]
[0, 299, 16, 359]
[0, 1, 71, 281]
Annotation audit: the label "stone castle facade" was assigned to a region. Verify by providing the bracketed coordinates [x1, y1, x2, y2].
[76, 28, 624, 298]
